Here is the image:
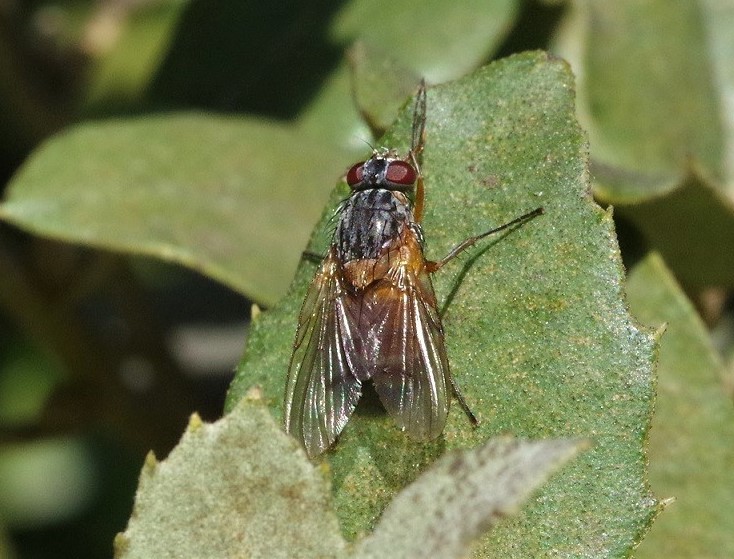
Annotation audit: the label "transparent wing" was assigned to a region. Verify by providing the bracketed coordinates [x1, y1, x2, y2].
[369, 266, 450, 440]
[283, 248, 364, 458]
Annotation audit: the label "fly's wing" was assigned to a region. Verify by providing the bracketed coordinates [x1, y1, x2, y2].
[284, 248, 364, 458]
[369, 264, 450, 440]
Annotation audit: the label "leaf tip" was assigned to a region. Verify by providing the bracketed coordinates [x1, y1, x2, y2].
[652, 323, 668, 342]
[244, 385, 264, 402]
[113, 532, 130, 558]
[660, 496, 676, 509]
[187, 412, 204, 432]
[251, 303, 262, 321]
[143, 450, 158, 475]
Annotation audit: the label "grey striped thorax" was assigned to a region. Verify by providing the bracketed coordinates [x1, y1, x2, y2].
[335, 189, 414, 262]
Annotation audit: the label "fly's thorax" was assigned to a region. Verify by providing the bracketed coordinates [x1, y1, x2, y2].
[341, 214, 428, 291]
[335, 189, 414, 263]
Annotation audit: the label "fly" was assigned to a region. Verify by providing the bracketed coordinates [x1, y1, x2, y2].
[284, 81, 543, 458]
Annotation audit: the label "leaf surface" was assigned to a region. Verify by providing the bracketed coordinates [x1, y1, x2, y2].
[115, 398, 347, 559]
[626, 253, 734, 558]
[0, 115, 350, 305]
[552, 0, 734, 286]
[354, 438, 586, 559]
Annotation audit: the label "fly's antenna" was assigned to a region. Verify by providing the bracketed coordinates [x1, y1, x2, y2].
[359, 137, 377, 152]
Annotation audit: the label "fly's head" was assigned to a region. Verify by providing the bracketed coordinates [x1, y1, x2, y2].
[345, 148, 417, 193]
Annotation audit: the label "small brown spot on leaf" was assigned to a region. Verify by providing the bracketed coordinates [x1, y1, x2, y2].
[482, 175, 501, 189]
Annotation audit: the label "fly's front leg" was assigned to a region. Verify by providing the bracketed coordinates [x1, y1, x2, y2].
[427, 207, 544, 273]
[411, 79, 427, 156]
[408, 138, 425, 223]
[302, 251, 326, 264]
[413, 172, 425, 224]
[410, 80, 427, 224]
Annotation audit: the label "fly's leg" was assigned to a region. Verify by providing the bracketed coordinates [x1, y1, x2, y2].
[302, 251, 325, 264]
[411, 79, 427, 157]
[410, 80, 427, 223]
[433, 205, 544, 427]
[427, 207, 544, 273]
[413, 173, 426, 224]
[450, 376, 479, 426]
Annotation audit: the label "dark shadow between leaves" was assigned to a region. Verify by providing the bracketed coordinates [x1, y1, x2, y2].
[145, 0, 347, 116]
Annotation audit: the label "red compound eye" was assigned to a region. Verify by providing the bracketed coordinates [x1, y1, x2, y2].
[385, 160, 416, 186]
[346, 162, 365, 186]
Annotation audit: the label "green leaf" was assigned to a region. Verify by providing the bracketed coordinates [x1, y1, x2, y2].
[0, 338, 63, 427]
[0, 115, 354, 305]
[0, 438, 96, 527]
[115, 397, 348, 559]
[553, 0, 725, 191]
[228, 52, 658, 557]
[331, 0, 520, 83]
[354, 438, 586, 559]
[626, 253, 734, 558]
[552, 0, 734, 286]
[82, 1, 186, 115]
[301, 0, 522, 150]
[345, 41, 423, 137]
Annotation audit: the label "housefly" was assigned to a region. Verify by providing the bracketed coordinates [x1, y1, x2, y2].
[284, 81, 543, 458]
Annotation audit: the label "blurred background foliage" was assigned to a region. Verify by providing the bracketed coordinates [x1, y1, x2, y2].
[0, 1, 731, 558]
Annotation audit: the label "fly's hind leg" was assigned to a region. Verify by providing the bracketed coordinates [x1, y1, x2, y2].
[427, 207, 544, 273]
[435, 206, 544, 428]
[449, 375, 479, 426]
